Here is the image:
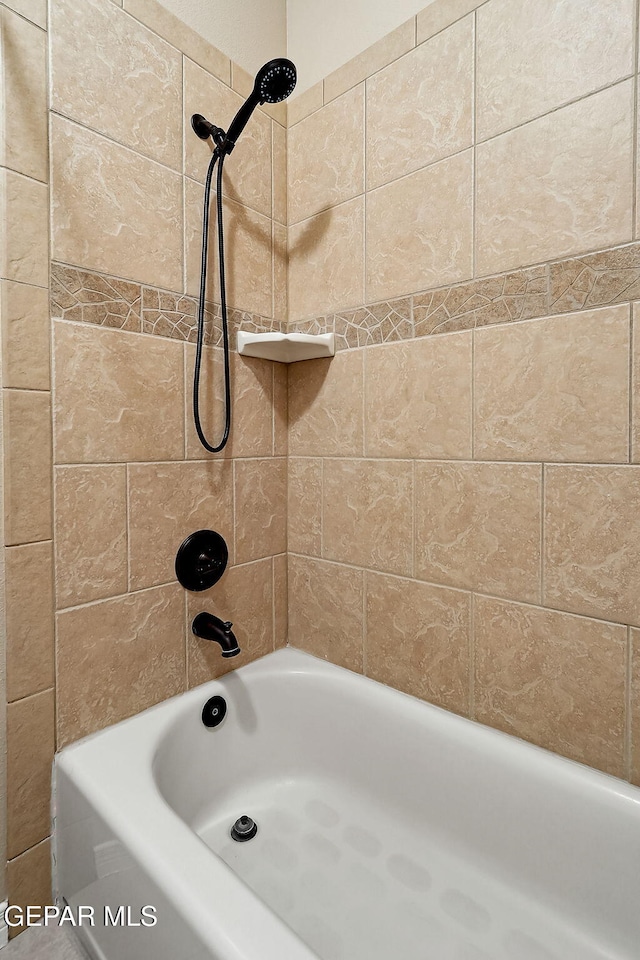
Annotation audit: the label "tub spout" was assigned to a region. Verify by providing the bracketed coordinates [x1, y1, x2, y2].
[192, 612, 241, 658]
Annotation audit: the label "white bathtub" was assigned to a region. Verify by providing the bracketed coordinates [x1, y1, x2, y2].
[54, 648, 640, 960]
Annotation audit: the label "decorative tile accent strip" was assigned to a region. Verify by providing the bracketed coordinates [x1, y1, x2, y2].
[228, 310, 285, 337]
[333, 299, 413, 350]
[54, 241, 640, 352]
[51, 263, 142, 331]
[413, 267, 548, 337]
[141, 287, 222, 345]
[289, 317, 333, 337]
[550, 244, 640, 314]
[51, 262, 282, 344]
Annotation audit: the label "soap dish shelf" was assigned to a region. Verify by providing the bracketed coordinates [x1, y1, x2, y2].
[237, 331, 334, 363]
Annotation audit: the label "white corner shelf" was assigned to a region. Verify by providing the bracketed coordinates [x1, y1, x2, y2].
[237, 331, 335, 363]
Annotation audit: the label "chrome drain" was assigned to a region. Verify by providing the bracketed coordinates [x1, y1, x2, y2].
[231, 815, 258, 842]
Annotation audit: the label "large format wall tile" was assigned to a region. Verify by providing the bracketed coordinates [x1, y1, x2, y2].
[0, 170, 48, 287]
[57, 584, 185, 746]
[366, 16, 473, 190]
[477, 0, 634, 141]
[3, 0, 46, 28]
[184, 58, 271, 218]
[185, 347, 274, 459]
[366, 572, 470, 716]
[7, 840, 52, 938]
[272, 122, 287, 225]
[1, 281, 50, 389]
[476, 82, 634, 276]
[51, 0, 182, 169]
[474, 306, 630, 462]
[474, 596, 626, 776]
[0, 7, 48, 181]
[5, 543, 54, 702]
[288, 458, 322, 556]
[323, 460, 413, 576]
[289, 197, 364, 321]
[51, 115, 182, 289]
[129, 460, 233, 590]
[544, 465, 640, 626]
[288, 555, 363, 672]
[184, 178, 273, 316]
[54, 322, 184, 463]
[288, 350, 363, 457]
[7, 691, 54, 859]
[184, 178, 273, 315]
[366, 150, 473, 302]
[55, 465, 127, 607]
[234, 459, 286, 564]
[415, 462, 541, 602]
[288, 82, 323, 127]
[324, 18, 415, 104]
[365, 333, 472, 458]
[274, 554, 288, 649]
[3, 390, 52, 545]
[123, 0, 230, 84]
[273, 221, 288, 324]
[288, 84, 364, 223]
[187, 559, 274, 685]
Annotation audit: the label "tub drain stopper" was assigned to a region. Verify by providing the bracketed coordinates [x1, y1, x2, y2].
[231, 815, 257, 842]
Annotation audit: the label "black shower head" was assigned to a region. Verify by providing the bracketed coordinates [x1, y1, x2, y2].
[254, 58, 297, 104]
[223, 58, 297, 152]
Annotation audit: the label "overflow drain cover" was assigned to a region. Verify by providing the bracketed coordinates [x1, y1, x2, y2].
[231, 815, 258, 842]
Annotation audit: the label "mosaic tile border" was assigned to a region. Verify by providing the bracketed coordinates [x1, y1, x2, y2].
[50, 263, 283, 343]
[53, 241, 640, 352]
[289, 242, 640, 349]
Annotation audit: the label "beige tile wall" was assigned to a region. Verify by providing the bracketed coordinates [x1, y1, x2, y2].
[1, 0, 51, 916]
[287, 0, 637, 321]
[285, 0, 640, 791]
[2, 0, 288, 929]
[5, 0, 640, 931]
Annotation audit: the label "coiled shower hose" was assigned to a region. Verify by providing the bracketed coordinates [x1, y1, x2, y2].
[193, 147, 231, 452]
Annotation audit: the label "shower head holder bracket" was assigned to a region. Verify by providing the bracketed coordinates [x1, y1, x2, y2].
[191, 113, 227, 147]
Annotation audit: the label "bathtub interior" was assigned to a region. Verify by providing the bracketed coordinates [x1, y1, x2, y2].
[150, 652, 640, 960]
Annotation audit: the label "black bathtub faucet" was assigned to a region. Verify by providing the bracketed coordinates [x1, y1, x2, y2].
[192, 613, 240, 658]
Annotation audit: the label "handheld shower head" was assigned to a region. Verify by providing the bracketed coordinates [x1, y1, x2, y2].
[223, 58, 297, 152]
[254, 58, 297, 104]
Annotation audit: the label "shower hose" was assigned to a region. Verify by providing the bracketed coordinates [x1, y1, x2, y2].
[193, 146, 231, 452]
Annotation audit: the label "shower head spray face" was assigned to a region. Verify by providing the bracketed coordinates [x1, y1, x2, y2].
[254, 58, 297, 104]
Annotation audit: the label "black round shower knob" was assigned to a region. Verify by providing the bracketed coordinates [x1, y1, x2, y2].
[175, 530, 228, 591]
